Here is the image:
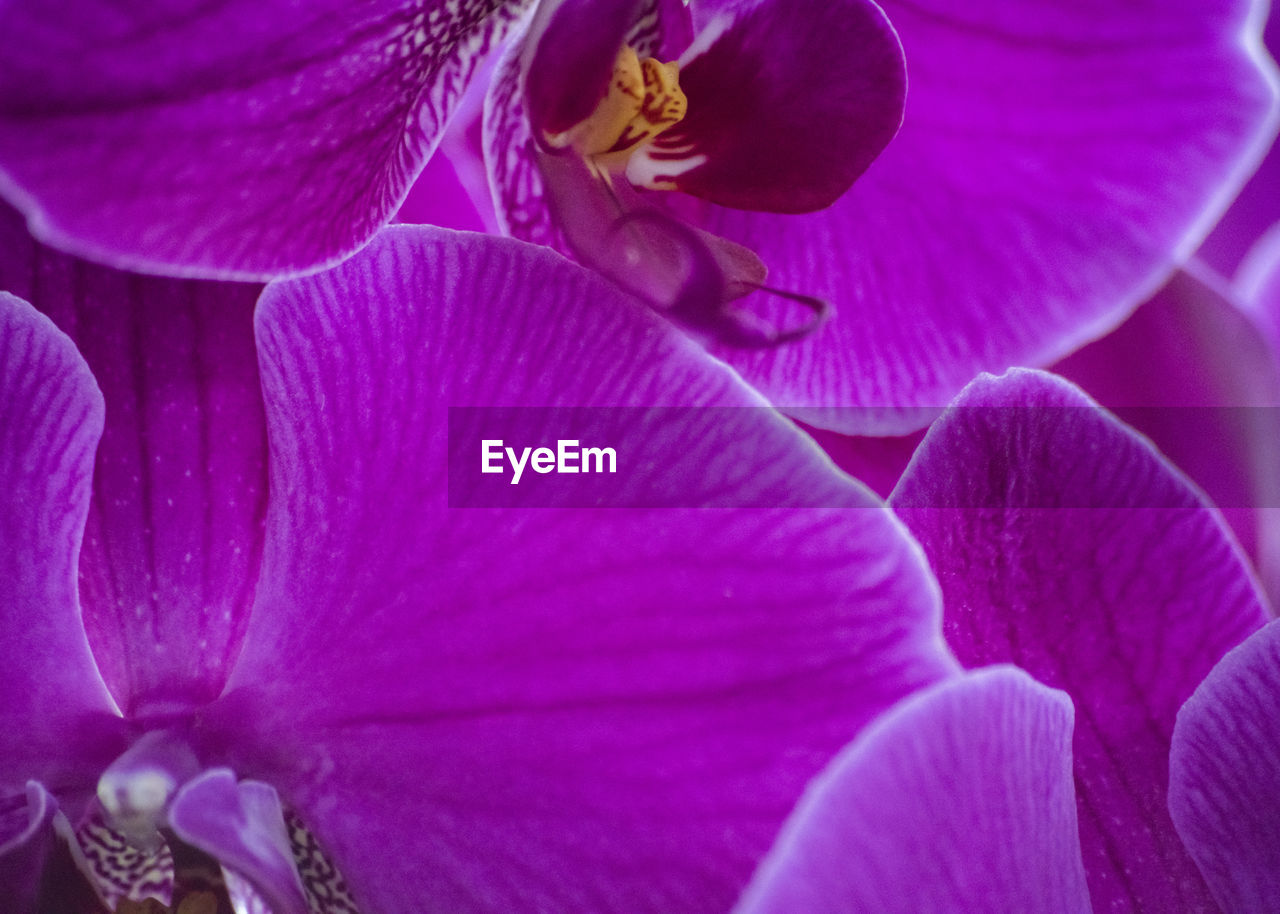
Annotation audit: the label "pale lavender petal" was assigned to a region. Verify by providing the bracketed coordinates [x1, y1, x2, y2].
[891, 369, 1268, 912]
[1052, 267, 1280, 577]
[0, 0, 531, 278]
[169, 771, 309, 914]
[706, 0, 1279, 432]
[0, 205, 269, 715]
[1169, 619, 1280, 913]
[0, 290, 124, 800]
[650, 0, 905, 214]
[203, 227, 956, 913]
[735, 667, 1089, 914]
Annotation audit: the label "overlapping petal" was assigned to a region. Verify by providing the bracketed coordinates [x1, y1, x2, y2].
[199, 226, 957, 912]
[891, 369, 1268, 911]
[1199, 10, 1280, 277]
[0, 291, 124, 802]
[1169, 619, 1280, 913]
[0, 0, 532, 279]
[700, 0, 1278, 431]
[1052, 267, 1280, 588]
[0, 205, 269, 715]
[640, 0, 905, 213]
[735, 667, 1090, 914]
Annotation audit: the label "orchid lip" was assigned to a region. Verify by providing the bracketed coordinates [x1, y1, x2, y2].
[60, 734, 356, 914]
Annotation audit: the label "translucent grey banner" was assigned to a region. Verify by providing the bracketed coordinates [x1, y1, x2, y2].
[446, 406, 1280, 509]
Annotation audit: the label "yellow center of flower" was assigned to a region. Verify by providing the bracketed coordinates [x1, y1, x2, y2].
[547, 45, 687, 167]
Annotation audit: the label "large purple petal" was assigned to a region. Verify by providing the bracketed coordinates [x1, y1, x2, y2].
[646, 0, 905, 214]
[0, 292, 124, 806]
[0, 0, 532, 279]
[1052, 266, 1280, 596]
[0, 206, 269, 717]
[1169, 619, 1280, 913]
[704, 0, 1279, 432]
[891, 369, 1268, 912]
[735, 667, 1090, 914]
[203, 226, 956, 913]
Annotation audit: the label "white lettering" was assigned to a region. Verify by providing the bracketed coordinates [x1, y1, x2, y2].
[506, 446, 532, 485]
[482, 439, 616, 483]
[480, 439, 504, 473]
[581, 446, 617, 474]
[557, 439, 580, 473]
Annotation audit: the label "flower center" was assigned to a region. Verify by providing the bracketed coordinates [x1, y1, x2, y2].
[546, 45, 687, 168]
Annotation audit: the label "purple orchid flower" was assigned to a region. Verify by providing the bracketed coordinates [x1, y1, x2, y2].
[0, 1, 1276, 434]
[486, 0, 1280, 433]
[0, 213, 960, 912]
[732, 369, 1271, 912]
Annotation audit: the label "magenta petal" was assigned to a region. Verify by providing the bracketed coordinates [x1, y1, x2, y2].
[0, 783, 58, 913]
[1169, 620, 1280, 913]
[891, 370, 1268, 912]
[1052, 266, 1280, 590]
[0, 290, 123, 797]
[0, 0, 529, 278]
[704, 0, 1279, 432]
[209, 227, 956, 912]
[524, 0, 647, 136]
[0, 206, 268, 715]
[169, 771, 309, 914]
[651, 0, 905, 213]
[735, 667, 1089, 914]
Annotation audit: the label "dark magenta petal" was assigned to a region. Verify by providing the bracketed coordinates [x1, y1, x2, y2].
[209, 227, 956, 912]
[891, 369, 1268, 912]
[700, 0, 1279, 432]
[524, 0, 648, 137]
[0, 291, 124, 798]
[648, 0, 905, 213]
[0, 206, 268, 715]
[169, 771, 309, 914]
[1052, 266, 1280, 597]
[0, 0, 530, 278]
[1170, 620, 1280, 912]
[0, 783, 58, 913]
[735, 668, 1090, 914]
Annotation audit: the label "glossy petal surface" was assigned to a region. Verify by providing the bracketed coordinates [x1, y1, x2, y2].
[0, 0, 531, 278]
[1170, 620, 1280, 913]
[207, 227, 956, 913]
[891, 369, 1268, 912]
[703, 0, 1278, 431]
[736, 667, 1090, 914]
[0, 206, 268, 715]
[0, 291, 123, 799]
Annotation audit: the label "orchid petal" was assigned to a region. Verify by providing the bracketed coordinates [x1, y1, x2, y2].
[1199, 13, 1280, 276]
[1052, 266, 1280, 590]
[702, 0, 1279, 432]
[0, 290, 123, 801]
[735, 667, 1090, 914]
[0, 0, 533, 279]
[0, 206, 269, 715]
[1169, 619, 1280, 913]
[0, 783, 59, 913]
[206, 226, 956, 913]
[891, 369, 1268, 911]
[169, 771, 310, 914]
[648, 0, 905, 213]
